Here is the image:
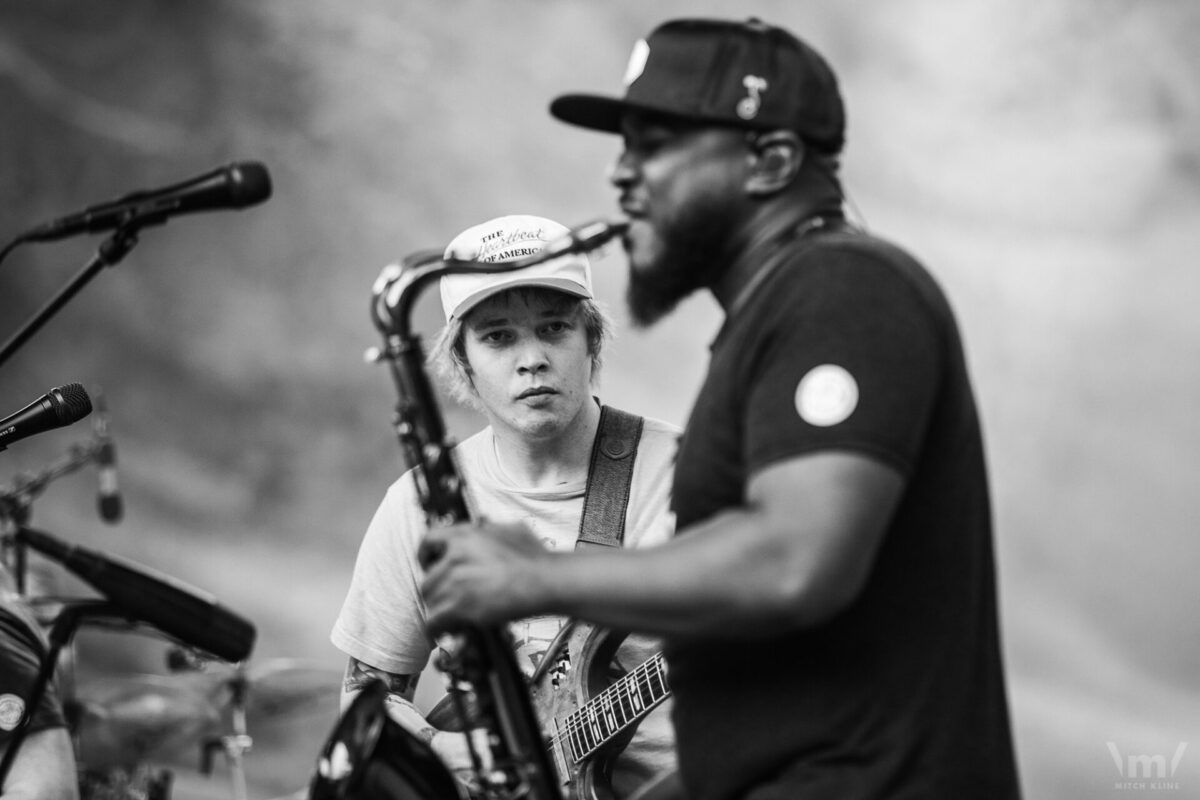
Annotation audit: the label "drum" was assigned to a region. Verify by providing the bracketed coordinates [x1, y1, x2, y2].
[309, 678, 462, 800]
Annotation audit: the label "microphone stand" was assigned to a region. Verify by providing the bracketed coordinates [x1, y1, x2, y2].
[0, 600, 127, 787]
[201, 669, 252, 800]
[0, 438, 103, 594]
[0, 217, 153, 369]
[0, 236, 31, 270]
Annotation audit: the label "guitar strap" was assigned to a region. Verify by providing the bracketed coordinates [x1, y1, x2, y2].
[575, 404, 644, 550]
[531, 405, 644, 686]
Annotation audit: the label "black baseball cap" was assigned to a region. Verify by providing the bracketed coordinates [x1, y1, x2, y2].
[550, 17, 846, 153]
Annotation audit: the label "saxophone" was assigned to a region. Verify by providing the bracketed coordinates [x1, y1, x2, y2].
[310, 220, 628, 800]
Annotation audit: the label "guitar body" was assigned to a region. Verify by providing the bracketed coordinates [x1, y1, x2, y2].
[429, 622, 669, 800]
[530, 623, 629, 800]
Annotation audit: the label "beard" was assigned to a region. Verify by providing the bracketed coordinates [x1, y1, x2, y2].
[625, 206, 731, 328]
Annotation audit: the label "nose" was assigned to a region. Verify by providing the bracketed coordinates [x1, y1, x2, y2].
[515, 339, 550, 376]
[608, 148, 637, 189]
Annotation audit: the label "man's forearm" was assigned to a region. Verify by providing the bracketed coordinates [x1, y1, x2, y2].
[422, 451, 901, 640]
[2, 727, 80, 800]
[534, 506, 804, 638]
[529, 452, 902, 638]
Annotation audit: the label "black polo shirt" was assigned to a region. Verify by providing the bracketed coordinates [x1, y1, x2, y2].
[669, 227, 1021, 800]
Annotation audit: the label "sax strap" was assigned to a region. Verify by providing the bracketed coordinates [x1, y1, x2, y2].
[575, 404, 644, 550]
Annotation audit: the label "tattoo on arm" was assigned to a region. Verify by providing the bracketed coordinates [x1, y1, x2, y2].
[342, 659, 438, 746]
[344, 658, 420, 699]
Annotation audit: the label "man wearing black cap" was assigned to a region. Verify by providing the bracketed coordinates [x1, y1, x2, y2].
[423, 17, 1021, 800]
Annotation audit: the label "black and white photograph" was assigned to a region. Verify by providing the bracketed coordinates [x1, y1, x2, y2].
[1, 3, 1196, 799]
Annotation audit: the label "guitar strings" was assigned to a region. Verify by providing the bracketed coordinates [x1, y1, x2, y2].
[553, 665, 657, 755]
[552, 666, 660, 758]
[549, 655, 668, 761]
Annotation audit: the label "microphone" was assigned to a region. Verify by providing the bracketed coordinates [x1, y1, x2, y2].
[21, 161, 273, 242]
[17, 527, 256, 663]
[0, 384, 92, 451]
[93, 393, 122, 523]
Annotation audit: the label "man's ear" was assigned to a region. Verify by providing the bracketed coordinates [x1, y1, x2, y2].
[746, 130, 804, 196]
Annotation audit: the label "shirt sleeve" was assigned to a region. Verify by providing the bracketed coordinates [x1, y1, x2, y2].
[330, 471, 436, 675]
[0, 602, 67, 745]
[744, 245, 943, 476]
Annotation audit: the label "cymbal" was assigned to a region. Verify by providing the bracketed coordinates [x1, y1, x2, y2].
[210, 658, 342, 722]
[71, 659, 341, 770]
[73, 674, 222, 769]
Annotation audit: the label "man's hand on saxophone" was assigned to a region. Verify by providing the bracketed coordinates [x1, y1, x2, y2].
[421, 521, 554, 632]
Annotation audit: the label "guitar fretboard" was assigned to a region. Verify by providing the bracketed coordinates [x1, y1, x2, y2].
[551, 652, 669, 763]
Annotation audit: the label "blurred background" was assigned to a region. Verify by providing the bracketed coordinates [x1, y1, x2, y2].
[1, 1, 1197, 797]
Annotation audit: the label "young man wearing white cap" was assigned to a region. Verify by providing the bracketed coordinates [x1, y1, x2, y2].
[421, 17, 1021, 800]
[331, 214, 679, 798]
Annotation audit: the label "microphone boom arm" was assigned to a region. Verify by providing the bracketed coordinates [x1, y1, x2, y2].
[0, 223, 141, 369]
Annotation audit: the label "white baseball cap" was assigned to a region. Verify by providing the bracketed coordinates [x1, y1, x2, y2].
[439, 214, 594, 323]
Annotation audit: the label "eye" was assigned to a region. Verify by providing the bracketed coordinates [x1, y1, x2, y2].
[476, 329, 513, 346]
[539, 319, 573, 337]
[624, 135, 662, 159]
[624, 124, 676, 158]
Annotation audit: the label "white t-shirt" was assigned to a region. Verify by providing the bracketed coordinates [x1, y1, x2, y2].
[332, 411, 680, 796]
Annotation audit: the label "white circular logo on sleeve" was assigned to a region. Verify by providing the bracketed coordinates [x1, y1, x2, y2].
[0, 694, 25, 730]
[795, 364, 859, 427]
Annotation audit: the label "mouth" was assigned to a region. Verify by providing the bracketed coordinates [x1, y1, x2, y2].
[516, 387, 558, 400]
[618, 197, 646, 219]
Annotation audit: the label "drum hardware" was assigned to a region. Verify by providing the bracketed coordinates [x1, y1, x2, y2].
[69, 657, 342, 797]
[198, 659, 339, 800]
[1, 432, 110, 594]
[73, 673, 223, 769]
[200, 669, 253, 800]
[227, 658, 342, 721]
[0, 506, 256, 799]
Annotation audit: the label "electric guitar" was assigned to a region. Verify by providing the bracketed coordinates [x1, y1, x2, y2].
[533, 623, 670, 800]
[430, 623, 671, 800]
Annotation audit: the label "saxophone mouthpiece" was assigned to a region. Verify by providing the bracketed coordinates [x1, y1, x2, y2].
[572, 218, 630, 251]
[530, 218, 629, 266]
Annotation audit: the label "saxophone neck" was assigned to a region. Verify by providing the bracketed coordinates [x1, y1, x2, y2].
[371, 218, 629, 337]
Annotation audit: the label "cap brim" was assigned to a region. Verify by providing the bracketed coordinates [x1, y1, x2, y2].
[552, 93, 754, 135]
[450, 276, 592, 322]
[549, 94, 629, 133]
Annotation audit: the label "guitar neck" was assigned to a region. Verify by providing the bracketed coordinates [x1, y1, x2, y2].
[557, 652, 670, 763]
